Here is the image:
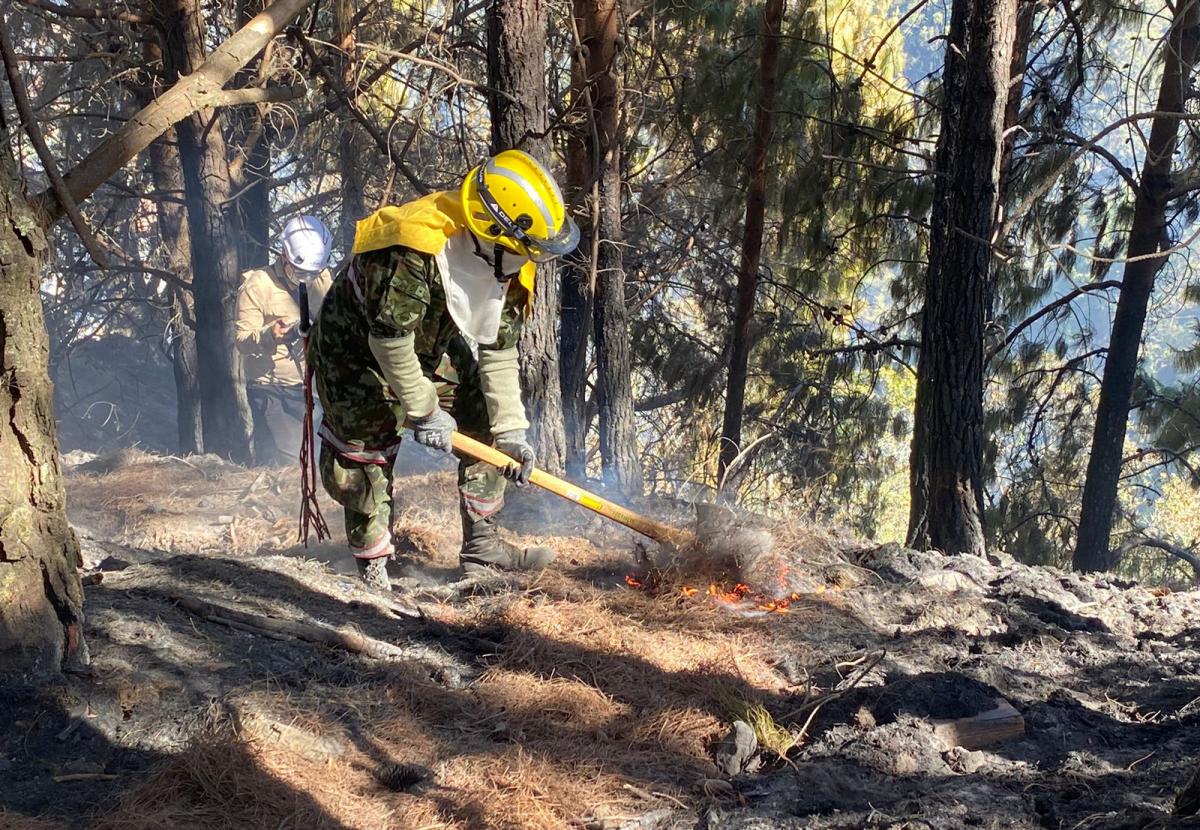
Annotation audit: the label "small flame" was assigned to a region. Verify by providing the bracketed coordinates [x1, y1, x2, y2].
[624, 570, 819, 615]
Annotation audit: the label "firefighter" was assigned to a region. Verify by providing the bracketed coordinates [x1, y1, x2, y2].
[235, 215, 335, 466]
[309, 150, 580, 589]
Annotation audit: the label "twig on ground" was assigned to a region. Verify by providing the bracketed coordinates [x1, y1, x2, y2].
[166, 593, 413, 659]
[781, 650, 885, 722]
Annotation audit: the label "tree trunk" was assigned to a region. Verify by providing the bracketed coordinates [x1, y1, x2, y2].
[0, 151, 86, 678]
[236, 132, 272, 269]
[996, 0, 1034, 220]
[561, 105, 593, 479]
[906, 0, 1017, 556]
[160, 0, 252, 461]
[989, 0, 1034, 319]
[486, 0, 568, 474]
[573, 0, 640, 495]
[1074, 0, 1200, 572]
[717, 0, 785, 482]
[147, 130, 204, 454]
[1, 0, 315, 678]
[335, 0, 365, 251]
[233, 0, 271, 269]
[134, 38, 204, 455]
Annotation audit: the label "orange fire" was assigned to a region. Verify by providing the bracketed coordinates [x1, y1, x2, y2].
[624, 572, 807, 614]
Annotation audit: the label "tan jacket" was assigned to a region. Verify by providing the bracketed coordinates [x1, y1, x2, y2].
[235, 261, 333, 386]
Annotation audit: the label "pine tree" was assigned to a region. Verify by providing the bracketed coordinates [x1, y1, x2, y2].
[907, 0, 1018, 555]
[487, 0, 569, 474]
[1074, 0, 1200, 572]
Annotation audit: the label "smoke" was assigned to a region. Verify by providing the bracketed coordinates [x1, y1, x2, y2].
[641, 501, 778, 589]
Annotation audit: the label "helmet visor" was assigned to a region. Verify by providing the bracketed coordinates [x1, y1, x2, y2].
[523, 216, 581, 263]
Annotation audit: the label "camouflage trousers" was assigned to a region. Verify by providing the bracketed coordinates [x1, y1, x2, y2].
[318, 358, 505, 562]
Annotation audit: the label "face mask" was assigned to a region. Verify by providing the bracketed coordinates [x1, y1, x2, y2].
[283, 262, 320, 286]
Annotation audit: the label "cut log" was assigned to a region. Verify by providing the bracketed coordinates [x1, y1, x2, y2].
[932, 697, 1024, 750]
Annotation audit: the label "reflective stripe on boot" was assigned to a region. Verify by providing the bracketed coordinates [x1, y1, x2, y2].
[351, 532, 392, 560]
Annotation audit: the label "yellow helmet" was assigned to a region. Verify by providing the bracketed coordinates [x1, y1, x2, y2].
[461, 149, 580, 263]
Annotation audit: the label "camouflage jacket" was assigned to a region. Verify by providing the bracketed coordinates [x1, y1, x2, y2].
[309, 244, 529, 459]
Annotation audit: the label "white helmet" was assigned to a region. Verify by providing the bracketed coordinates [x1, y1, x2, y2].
[280, 215, 333, 273]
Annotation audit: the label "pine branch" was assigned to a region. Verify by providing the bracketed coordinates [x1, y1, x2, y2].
[988, 280, 1122, 363]
[1006, 110, 1200, 232]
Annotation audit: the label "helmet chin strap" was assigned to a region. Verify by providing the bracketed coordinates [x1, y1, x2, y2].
[493, 244, 506, 283]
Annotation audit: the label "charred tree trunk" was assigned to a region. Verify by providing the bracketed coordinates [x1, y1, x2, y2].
[486, 0, 568, 474]
[232, 0, 271, 269]
[0, 151, 86, 677]
[571, 0, 640, 494]
[907, 0, 1018, 556]
[1074, 0, 1200, 573]
[160, 0, 252, 461]
[335, 0, 365, 251]
[147, 131, 203, 454]
[717, 0, 785, 483]
[236, 133, 272, 269]
[561, 104, 593, 479]
[136, 39, 203, 454]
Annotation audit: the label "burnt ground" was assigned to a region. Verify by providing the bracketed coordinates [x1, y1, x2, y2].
[2, 450, 1200, 829]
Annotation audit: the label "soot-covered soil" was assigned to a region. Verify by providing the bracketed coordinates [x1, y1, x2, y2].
[2, 450, 1199, 830]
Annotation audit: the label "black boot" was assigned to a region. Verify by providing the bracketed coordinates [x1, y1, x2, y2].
[460, 511, 555, 574]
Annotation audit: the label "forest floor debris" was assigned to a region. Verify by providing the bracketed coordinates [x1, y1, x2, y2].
[2, 449, 1200, 829]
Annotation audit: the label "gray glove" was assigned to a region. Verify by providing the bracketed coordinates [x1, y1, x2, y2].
[495, 430, 535, 486]
[410, 407, 457, 454]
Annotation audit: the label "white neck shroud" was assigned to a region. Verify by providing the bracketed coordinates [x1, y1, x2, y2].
[434, 230, 528, 346]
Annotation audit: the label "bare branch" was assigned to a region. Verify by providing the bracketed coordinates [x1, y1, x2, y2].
[0, 14, 107, 266]
[15, 0, 153, 25]
[292, 29, 429, 195]
[801, 335, 920, 357]
[35, 0, 319, 224]
[862, 0, 930, 72]
[1117, 536, 1200, 580]
[205, 84, 307, 109]
[357, 41, 496, 94]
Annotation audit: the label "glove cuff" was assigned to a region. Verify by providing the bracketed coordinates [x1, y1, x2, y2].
[494, 429, 527, 445]
[410, 406, 446, 426]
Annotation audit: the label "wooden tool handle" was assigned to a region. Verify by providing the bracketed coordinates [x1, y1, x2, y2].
[450, 432, 693, 547]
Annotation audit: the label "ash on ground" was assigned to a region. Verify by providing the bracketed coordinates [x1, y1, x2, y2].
[2, 452, 1199, 830]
